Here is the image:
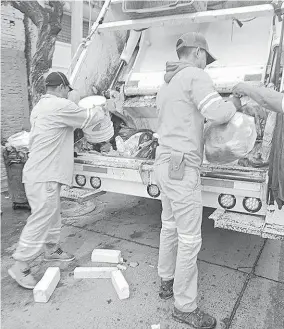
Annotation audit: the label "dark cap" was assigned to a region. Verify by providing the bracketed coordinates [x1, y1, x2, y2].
[176, 32, 216, 65]
[45, 71, 73, 91]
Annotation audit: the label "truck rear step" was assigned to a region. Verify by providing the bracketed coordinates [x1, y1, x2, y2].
[210, 208, 284, 240]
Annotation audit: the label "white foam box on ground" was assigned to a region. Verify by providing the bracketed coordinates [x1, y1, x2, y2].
[111, 270, 129, 300]
[33, 267, 60, 303]
[74, 267, 117, 279]
[91, 249, 122, 264]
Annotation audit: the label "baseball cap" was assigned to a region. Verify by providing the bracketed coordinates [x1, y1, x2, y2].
[45, 71, 73, 91]
[176, 32, 216, 65]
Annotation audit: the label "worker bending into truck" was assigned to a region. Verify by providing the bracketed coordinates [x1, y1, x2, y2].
[154, 32, 239, 328]
[9, 72, 105, 289]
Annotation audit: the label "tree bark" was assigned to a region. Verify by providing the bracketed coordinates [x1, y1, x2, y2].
[23, 14, 32, 111]
[9, 1, 64, 106]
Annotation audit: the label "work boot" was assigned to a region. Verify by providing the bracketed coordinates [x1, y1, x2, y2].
[172, 307, 217, 329]
[8, 262, 37, 290]
[44, 246, 75, 262]
[159, 278, 174, 300]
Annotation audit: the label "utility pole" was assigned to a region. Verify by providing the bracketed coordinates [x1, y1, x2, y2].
[71, 0, 83, 58]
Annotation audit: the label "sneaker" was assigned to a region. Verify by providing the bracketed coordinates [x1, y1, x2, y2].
[159, 278, 174, 300]
[172, 307, 217, 329]
[8, 264, 37, 290]
[44, 246, 75, 262]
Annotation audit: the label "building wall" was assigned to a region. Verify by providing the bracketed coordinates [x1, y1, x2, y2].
[1, 4, 94, 192]
[57, 13, 91, 44]
[1, 4, 30, 141]
[0, 7, 90, 141]
[52, 13, 93, 75]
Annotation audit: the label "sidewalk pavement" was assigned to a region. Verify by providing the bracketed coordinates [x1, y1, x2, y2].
[1, 192, 284, 329]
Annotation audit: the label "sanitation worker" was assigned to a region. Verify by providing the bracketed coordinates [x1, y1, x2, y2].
[8, 72, 105, 289]
[154, 32, 239, 328]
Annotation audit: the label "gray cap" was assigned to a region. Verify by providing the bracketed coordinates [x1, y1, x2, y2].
[176, 32, 216, 65]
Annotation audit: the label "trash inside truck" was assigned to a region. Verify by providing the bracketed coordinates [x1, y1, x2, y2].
[68, 1, 284, 240]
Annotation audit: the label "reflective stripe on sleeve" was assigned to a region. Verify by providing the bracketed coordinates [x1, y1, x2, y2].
[200, 96, 222, 115]
[198, 92, 219, 111]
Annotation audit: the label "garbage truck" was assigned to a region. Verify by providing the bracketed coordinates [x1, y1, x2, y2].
[68, 1, 284, 239]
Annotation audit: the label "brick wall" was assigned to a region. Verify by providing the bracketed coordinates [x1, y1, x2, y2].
[1, 10, 82, 142]
[1, 4, 31, 192]
[1, 48, 30, 139]
[1, 4, 30, 141]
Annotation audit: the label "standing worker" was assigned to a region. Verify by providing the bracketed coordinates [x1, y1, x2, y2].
[8, 72, 105, 289]
[154, 32, 239, 328]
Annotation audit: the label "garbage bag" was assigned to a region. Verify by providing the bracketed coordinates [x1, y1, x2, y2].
[6, 131, 30, 151]
[204, 112, 257, 164]
[240, 99, 268, 139]
[115, 131, 155, 158]
[134, 138, 159, 159]
[116, 133, 143, 156]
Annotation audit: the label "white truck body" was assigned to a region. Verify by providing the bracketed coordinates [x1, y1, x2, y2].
[69, 1, 284, 240]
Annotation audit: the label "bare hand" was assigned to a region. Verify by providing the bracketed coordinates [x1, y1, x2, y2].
[232, 82, 249, 98]
[228, 95, 242, 111]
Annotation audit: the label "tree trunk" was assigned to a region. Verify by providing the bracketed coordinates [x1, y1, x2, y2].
[23, 14, 32, 111]
[10, 1, 64, 106]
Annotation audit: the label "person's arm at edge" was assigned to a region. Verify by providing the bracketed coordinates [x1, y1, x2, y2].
[233, 83, 284, 113]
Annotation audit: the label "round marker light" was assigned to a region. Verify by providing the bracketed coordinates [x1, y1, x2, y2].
[147, 184, 160, 198]
[243, 197, 262, 213]
[75, 174, 86, 187]
[218, 194, 236, 210]
[90, 177, 101, 189]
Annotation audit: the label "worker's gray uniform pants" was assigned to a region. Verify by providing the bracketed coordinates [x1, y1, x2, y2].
[13, 182, 62, 262]
[154, 162, 202, 312]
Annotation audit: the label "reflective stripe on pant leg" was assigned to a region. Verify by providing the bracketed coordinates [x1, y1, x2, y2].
[45, 182, 62, 245]
[163, 167, 203, 312]
[13, 182, 61, 262]
[155, 163, 178, 281]
[158, 191, 178, 280]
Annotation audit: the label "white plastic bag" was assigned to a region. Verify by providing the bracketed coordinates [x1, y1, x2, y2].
[204, 112, 257, 164]
[115, 133, 143, 156]
[6, 131, 30, 150]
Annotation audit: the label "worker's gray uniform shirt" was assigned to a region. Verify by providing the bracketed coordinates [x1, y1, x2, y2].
[23, 94, 93, 186]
